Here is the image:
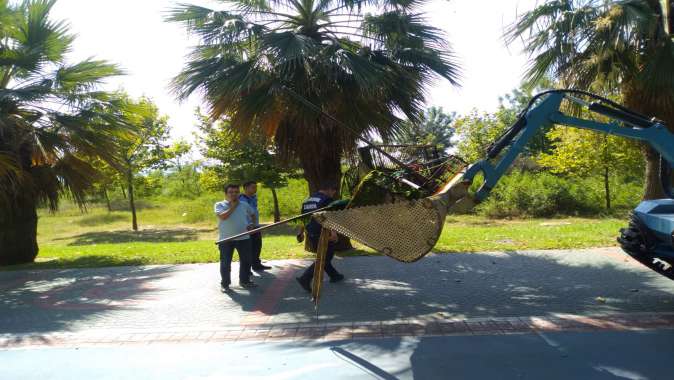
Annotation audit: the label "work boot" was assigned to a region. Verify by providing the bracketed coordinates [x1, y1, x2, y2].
[330, 273, 345, 283]
[240, 281, 258, 289]
[296, 277, 311, 293]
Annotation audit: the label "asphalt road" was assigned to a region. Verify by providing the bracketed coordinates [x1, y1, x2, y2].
[4, 330, 674, 380]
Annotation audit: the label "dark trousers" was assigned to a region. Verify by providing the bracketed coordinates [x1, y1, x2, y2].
[299, 236, 339, 281]
[250, 232, 262, 268]
[218, 239, 252, 286]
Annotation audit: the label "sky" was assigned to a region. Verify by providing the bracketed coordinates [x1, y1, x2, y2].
[50, 0, 540, 142]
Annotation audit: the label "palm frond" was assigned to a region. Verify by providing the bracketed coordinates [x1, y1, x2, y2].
[169, 0, 460, 180]
[1, 0, 129, 215]
[54, 59, 123, 92]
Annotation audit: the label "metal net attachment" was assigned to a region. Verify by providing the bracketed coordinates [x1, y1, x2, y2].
[314, 173, 472, 263]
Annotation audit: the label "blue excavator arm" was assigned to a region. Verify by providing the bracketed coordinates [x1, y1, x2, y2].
[462, 91, 674, 201]
[458, 90, 674, 279]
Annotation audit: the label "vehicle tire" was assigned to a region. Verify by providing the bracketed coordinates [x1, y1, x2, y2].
[618, 213, 674, 280]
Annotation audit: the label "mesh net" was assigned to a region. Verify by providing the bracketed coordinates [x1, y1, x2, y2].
[315, 173, 471, 263]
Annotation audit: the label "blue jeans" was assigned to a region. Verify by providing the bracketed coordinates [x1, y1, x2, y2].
[250, 232, 263, 267]
[218, 239, 252, 286]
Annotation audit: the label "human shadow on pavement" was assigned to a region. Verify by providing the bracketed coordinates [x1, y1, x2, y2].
[223, 272, 281, 312]
[0, 264, 178, 335]
[222, 264, 307, 315]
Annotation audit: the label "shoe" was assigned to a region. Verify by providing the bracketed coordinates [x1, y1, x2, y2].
[240, 281, 258, 289]
[220, 284, 231, 293]
[296, 277, 311, 293]
[329, 273, 345, 283]
[252, 264, 272, 271]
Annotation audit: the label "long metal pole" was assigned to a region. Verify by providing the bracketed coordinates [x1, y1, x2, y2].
[214, 204, 336, 245]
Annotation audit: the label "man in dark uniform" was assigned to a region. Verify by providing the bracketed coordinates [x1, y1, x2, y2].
[296, 182, 345, 292]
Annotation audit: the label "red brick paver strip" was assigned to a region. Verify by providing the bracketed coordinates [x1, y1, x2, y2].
[2, 312, 674, 349]
[240, 264, 300, 327]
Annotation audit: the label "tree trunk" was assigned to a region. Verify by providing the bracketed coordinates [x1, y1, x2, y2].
[120, 184, 127, 199]
[623, 84, 674, 200]
[297, 148, 353, 251]
[127, 170, 138, 231]
[298, 149, 342, 194]
[103, 187, 111, 212]
[0, 192, 39, 265]
[604, 166, 611, 210]
[270, 187, 281, 222]
[643, 145, 667, 200]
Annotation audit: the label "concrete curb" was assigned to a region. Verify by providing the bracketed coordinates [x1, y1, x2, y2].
[3, 311, 673, 350]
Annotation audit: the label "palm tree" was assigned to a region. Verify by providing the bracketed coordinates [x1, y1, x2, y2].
[507, 0, 674, 199]
[0, 0, 125, 265]
[168, 0, 460, 192]
[394, 106, 455, 151]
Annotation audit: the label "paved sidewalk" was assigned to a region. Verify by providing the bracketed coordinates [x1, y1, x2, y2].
[1, 247, 674, 349]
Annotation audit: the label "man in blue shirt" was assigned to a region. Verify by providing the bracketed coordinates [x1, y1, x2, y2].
[296, 182, 345, 292]
[215, 184, 258, 291]
[240, 181, 271, 271]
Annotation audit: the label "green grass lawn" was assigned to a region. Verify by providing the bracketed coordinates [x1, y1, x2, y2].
[4, 200, 628, 271]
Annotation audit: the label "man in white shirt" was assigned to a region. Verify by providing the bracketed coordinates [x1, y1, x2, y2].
[214, 184, 258, 291]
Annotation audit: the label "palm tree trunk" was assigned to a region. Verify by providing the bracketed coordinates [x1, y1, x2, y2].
[299, 155, 342, 194]
[127, 170, 138, 231]
[271, 187, 281, 222]
[297, 149, 352, 251]
[0, 193, 39, 265]
[623, 89, 672, 200]
[643, 145, 667, 200]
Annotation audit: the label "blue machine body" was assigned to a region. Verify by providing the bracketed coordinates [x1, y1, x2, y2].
[633, 200, 674, 257]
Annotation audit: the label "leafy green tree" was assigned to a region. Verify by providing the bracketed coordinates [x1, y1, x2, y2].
[454, 110, 510, 163]
[90, 158, 123, 212]
[454, 83, 556, 163]
[161, 161, 204, 198]
[108, 96, 171, 231]
[162, 139, 201, 197]
[507, 0, 674, 199]
[196, 112, 294, 222]
[394, 107, 455, 152]
[0, 0, 124, 264]
[167, 0, 460, 193]
[539, 128, 644, 209]
[165, 139, 192, 173]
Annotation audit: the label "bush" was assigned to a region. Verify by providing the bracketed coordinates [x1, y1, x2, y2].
[141, 177, 310, 225]
[476, 171, 642, 218]
[476, 172, 586, 217]
[256, 178, 307, 220]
